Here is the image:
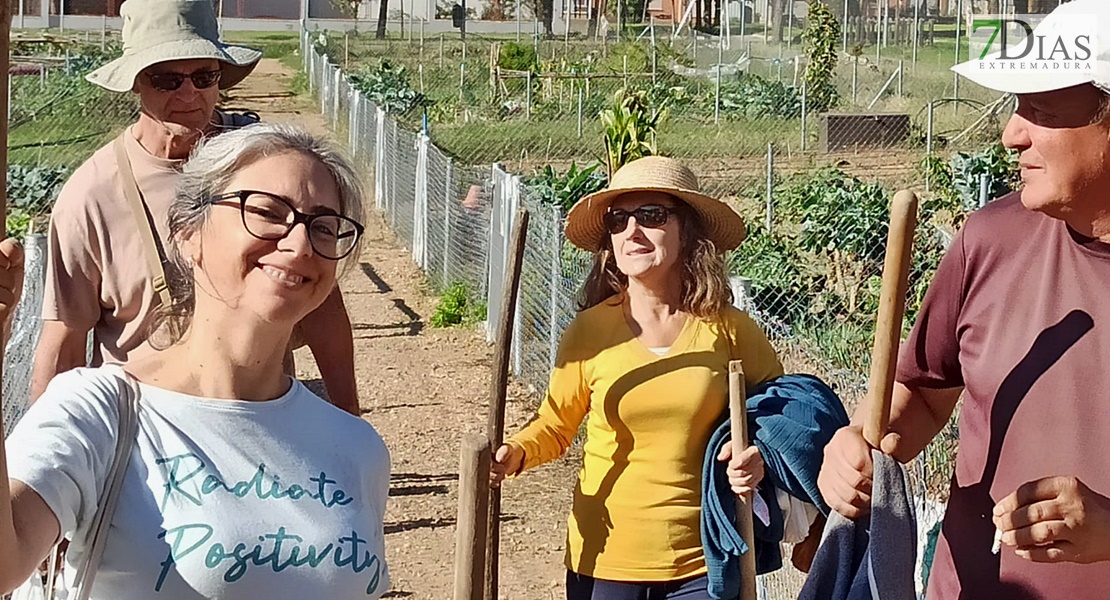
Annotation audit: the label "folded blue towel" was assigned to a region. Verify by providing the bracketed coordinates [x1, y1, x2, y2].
[701, 374, 850, 599]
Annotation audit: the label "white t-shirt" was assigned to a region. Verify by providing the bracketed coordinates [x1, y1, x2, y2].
[6, 366, 391, 599]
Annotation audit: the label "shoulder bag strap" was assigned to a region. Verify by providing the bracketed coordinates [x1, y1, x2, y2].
[113, 135, 172, 309]
[65, 371, 141, 600]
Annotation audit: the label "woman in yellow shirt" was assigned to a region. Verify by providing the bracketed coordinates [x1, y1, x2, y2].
[491, 156, 784, 599]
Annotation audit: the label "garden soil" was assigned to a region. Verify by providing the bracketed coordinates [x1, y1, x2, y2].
[225, 58, 578, 599]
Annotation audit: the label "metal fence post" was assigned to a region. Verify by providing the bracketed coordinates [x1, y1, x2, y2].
[349, 92, 360, 157]
[414, 133, 430, 269]
[444, 160, 454, 290]
[714, 36, 722, 125]
[549, 204, 561, 371]
[510, 178, 523, 377]
[765, 143, 774, 234]
[333, 67, 341, 123]
[577, 86, 583, 138]
[852, 59, 858, 105]
[375, 107, 387, 209]
[800, 80, 807, 152]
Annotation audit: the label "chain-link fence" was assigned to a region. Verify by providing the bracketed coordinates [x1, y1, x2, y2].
[1, 234, 47, 438]
[306, 25, 963, 595]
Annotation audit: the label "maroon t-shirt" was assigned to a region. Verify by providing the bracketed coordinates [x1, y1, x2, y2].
[897, 193, 1110, 599]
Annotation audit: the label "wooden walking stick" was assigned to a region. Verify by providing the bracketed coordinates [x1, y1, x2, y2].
[863, 190, 918, 448]
[453, 434, 491, 600]
[0, 0, 10, 399]
[728, 361, 757, 600]
[484, 209, 529, 600]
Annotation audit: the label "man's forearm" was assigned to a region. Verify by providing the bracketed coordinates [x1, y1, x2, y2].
[851, 381, 962, 463]
[302, 288, 360, 416]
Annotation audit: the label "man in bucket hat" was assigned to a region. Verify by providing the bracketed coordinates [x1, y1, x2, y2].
[818, 0, 1110, 597]
[31, 0, 360, 415]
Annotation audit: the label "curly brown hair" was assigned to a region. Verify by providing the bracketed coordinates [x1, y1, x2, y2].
[578, 200, 733, 318]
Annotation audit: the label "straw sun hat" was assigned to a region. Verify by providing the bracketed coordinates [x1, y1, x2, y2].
[565, 156, 746, 252]
[86, 0, 262, 93]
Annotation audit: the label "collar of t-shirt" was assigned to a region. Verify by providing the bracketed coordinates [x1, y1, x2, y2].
[125, 110, 235, 172]
[1066, 223, 1110, 257]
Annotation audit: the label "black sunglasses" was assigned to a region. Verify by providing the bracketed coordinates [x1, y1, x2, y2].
[210, 190, 365, 261]
[145, 69, 222, 92]
[603, 205, 677, 235]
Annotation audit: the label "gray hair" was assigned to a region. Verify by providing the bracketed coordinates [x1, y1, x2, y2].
[150, 122, 365, 347]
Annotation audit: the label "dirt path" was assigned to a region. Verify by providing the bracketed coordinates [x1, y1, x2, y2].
[225, 59, 576, 599]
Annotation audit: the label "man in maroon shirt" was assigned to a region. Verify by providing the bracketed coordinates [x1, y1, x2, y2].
[817, 1, 1110, 598]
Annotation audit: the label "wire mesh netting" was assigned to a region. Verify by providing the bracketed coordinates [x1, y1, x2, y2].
[2, 234, 47, 438]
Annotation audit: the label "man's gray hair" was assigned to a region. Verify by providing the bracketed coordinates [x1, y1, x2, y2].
[151, 123, 365, 347]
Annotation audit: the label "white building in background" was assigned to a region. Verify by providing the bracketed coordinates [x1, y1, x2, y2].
[12, 0, 568, 35]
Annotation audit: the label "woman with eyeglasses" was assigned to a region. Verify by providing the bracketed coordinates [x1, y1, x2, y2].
[490, 156, 785, 600]
[0, 124, 391, 599]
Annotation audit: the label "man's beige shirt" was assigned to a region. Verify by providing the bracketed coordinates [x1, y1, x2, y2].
[43, 113, 252, 365]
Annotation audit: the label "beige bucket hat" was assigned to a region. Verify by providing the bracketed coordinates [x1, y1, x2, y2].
[86, 0, 263, 93]
[565, 156, 747, 252]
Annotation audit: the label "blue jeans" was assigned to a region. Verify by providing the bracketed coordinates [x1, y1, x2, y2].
[565, 571, 731, 600]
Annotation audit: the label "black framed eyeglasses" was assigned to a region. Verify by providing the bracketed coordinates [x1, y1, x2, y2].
[210, 190, 364, 260]
[603, 205, 676, 235]
[145, 69, 223, 92]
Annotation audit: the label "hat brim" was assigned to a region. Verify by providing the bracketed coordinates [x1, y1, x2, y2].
[951, 55, 1094, 94]
[86, 38, 263, 93]
[565, 186, 747, 252]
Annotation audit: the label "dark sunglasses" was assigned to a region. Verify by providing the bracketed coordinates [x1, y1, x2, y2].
[145, 69, 222, 92]
[603, 205, 677, 235]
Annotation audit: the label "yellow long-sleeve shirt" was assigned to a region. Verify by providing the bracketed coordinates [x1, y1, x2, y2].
[508, 296, 784, 582]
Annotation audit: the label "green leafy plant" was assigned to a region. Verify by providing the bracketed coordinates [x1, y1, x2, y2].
[801, 0, 840, 113]
[348, 61, 429, 115]
[730, 166, 966, 371]
[525, 161, 608, 213]
[498, 42, 539, 72]
[950, 144, 1020, 208]
[919, 144, 1020, 213]
[5, 164, 69, 237]
[716, 74, 802, 119]
[431, 282, 484, 327]
[600, 89, 662, 176]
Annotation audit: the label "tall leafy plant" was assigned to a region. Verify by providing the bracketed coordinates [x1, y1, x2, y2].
[801, 0, 840, 113]
[600, 89, 662, 177]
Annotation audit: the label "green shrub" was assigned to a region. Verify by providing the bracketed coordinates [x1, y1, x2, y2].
[431, 282, 484, 327]
[499, 42, 539, 72]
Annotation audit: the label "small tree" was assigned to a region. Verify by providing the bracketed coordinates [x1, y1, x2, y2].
[801, 0, 840, 113]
